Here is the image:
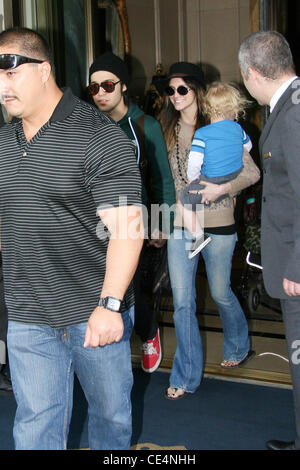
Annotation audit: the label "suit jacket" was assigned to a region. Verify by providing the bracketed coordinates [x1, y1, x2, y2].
[259, 79, 300, 298]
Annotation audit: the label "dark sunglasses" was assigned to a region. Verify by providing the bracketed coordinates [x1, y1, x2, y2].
[165, 85, 190, 96]
[0, 54, 44, 70]
[88, 80, 121, 95]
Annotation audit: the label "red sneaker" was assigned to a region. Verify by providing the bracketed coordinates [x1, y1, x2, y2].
[141, 329, 162, 373]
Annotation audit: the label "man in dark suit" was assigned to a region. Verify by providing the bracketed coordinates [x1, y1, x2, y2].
[239, 30, 300, 451]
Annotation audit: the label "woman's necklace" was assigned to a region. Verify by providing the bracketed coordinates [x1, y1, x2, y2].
[175, 121, 189, 185]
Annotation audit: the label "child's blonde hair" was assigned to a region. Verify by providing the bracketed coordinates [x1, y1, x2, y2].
[203, 81, 250, 121]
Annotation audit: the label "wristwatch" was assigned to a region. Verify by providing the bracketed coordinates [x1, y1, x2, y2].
[98, 296, 122, 312]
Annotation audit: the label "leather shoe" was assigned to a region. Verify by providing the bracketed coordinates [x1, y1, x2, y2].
[266, 440, 296, 450]
[0, 371, 12, 392]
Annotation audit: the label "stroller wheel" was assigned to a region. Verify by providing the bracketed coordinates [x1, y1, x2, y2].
[247, 287, 260, 313]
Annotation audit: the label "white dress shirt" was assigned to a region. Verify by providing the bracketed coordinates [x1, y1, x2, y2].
[270, 76, 298, 112]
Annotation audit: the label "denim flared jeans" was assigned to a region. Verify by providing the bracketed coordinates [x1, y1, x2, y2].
[167, 229, 250, 392]
[7, 307, 134, 450]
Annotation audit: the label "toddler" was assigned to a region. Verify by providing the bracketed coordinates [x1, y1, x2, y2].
[178, 82, 252, 258]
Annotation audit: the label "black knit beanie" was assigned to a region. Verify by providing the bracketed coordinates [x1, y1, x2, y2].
[89, 52, 129, 86]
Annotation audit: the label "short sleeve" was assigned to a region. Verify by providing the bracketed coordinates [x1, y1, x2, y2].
[84, 122, 142, 210]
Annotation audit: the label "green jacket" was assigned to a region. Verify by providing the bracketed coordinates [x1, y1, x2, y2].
[118, 104, 176, 233]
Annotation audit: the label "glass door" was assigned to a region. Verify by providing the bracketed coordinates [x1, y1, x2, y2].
[13, 0, 128, 99]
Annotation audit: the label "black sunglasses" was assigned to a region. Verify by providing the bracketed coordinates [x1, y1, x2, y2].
[88, 80, 121, 95]
[0, 54, 44, 70]
[165, 85, 190, 96]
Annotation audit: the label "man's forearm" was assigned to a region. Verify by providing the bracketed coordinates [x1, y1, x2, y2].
[98, 205, 144, 301]
[84, 205, 144, 348]
[101, 236, 143, 300]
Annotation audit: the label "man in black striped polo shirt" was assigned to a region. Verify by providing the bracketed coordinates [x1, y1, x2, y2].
[0, 27, 144, 450]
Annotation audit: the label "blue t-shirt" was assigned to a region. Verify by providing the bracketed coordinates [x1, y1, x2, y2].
[189, 120, 250, 178]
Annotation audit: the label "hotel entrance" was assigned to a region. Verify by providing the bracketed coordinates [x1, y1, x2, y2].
[1, 0, 300, 387]
[1, 0, 127, 98]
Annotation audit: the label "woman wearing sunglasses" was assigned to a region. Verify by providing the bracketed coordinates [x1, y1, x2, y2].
[159, 62, 260, 400]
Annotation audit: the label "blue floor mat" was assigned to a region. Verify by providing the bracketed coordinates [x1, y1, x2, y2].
[0, 368, 295, 450]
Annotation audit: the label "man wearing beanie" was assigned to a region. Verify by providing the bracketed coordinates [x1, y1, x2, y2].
[89, 52, 176, 373]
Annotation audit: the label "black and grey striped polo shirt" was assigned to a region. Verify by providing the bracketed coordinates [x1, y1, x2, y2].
[0, 88, 142, 328]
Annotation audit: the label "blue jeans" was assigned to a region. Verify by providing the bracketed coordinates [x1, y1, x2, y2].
[167, 229, 250, 392]
[7, 307, 134, 450]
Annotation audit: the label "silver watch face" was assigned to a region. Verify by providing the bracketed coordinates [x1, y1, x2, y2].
[106, 297, 121, 311]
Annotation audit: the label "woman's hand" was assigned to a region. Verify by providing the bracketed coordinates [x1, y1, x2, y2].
[189, 181, 232, 204]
